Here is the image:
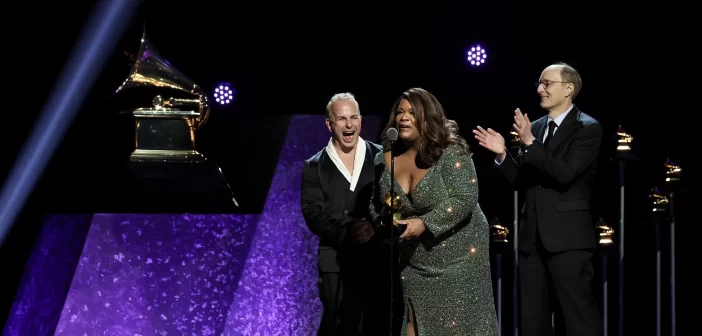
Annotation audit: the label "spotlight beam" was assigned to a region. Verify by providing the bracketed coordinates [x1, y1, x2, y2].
[0, 0, 141, 247]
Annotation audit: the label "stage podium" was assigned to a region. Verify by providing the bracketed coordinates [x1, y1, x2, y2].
[117, 159, 239, 214]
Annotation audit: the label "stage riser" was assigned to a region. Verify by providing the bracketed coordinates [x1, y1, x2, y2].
[4, 115, 381, 335]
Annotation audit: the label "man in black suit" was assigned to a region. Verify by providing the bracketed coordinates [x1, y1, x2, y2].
[301, 93, 384, 335]
[474, 63, 603, 336]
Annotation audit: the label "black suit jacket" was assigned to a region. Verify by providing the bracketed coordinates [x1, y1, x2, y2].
[498, 106, 603, 253]
[301, 140, 383, 252]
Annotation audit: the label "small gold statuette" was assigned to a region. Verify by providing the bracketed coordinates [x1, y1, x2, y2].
[384, 191, 402, 223]
[509, 129, 521, 149]
[615, 126, 633, 152]
[490, 217, 510, 244]
[664, 158, 681, 183]
[649, 187, 669, 213]
[596, 218, 614, 246]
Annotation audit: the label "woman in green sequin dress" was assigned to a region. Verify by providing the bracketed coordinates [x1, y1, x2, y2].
[370, 88, 498, 335]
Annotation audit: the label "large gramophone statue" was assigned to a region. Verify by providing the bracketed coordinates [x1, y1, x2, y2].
[115, 32, 210, 162]
[112, 31, 238, 213]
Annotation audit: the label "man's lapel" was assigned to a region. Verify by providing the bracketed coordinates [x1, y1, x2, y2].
[320, 151, 350, 195]
[532, 117, 548, 144]
[356, 141, 375, 194]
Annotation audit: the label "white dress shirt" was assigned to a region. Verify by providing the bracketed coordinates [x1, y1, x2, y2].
[541, 105, 573, 142]
[325, 137, 367, 192]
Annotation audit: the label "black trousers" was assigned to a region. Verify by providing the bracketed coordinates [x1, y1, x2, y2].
[519, 235, 602, 336]
[316, 243, 402, 336]
[316, 269, 339, 335]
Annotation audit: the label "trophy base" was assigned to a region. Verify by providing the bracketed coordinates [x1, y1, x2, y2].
[114, 159, 240, 213]
[375, 216, 407, 243]
[393, 223, 407, 237]
[130, 149, 205, 162]
[132, 110, 200, 162]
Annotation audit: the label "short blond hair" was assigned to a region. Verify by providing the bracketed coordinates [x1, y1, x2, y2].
[326, 92, 360, 119]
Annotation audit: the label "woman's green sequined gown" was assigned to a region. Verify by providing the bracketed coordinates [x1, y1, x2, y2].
[370, 144, 498, 335]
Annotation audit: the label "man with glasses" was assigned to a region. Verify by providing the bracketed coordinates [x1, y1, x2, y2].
[473, 63, 603, 336]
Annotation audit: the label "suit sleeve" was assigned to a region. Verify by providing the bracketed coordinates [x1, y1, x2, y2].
[300, 160, 350, 247]
[496, 150, 523, 187]
[522, 123, 603, 185]
[419, 146, 479, 238]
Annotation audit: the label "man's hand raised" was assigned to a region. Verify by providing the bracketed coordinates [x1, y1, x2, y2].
[473, 126, 506, 156]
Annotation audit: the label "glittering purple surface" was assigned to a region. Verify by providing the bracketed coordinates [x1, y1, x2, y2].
[4, 115, 380, 336]
[221, 115, 380, 335]
[54, 213, 259, 336]
[3, 214, 94, 336]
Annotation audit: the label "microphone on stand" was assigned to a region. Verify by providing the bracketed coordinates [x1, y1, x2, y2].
[386, 127, 406, 238]
[385, 127, 400, 336]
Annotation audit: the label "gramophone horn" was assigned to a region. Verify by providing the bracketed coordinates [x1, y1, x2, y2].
[115, 31, 210, 130]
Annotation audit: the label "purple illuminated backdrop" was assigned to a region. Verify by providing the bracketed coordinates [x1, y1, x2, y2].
[4, 115, 380, 336]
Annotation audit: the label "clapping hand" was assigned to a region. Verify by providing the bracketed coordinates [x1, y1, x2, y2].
[472, 126, 506, 155]
[512, 108, 535, 146]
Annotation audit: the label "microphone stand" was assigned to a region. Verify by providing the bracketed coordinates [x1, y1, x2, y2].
[388, 137, 396, 336]
[384, 127, 403, 335]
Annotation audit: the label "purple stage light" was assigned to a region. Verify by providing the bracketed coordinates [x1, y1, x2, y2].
[214, 83, 235, 105]
[467, 45, 487, 66]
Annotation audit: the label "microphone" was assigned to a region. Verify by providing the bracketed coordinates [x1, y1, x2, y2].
[386, 127, 398, 142]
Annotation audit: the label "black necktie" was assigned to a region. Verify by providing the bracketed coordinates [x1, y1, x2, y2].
[543, 121, 557, 147]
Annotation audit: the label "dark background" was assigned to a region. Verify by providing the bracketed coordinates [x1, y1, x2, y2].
[0, 0, 691, 334]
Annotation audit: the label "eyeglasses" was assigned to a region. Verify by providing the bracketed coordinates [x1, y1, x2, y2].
[535, 81, 570, 88]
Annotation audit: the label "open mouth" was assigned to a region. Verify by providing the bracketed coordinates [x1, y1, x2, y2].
[342, 131, 355, 142]
[399, 125, 411, 131]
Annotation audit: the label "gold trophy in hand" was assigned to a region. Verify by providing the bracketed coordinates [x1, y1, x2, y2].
[384, 191, 402, 224]
[383, 191, 406, 239]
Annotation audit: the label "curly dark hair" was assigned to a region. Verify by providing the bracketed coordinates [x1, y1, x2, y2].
[381, 88, 469, 167]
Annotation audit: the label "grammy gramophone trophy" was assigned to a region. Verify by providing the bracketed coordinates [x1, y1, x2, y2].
[384, 191, 402, 223]
[379, 191, 407, 240]
[115, 32, 210, 162]
[113, 31, 238, 213]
